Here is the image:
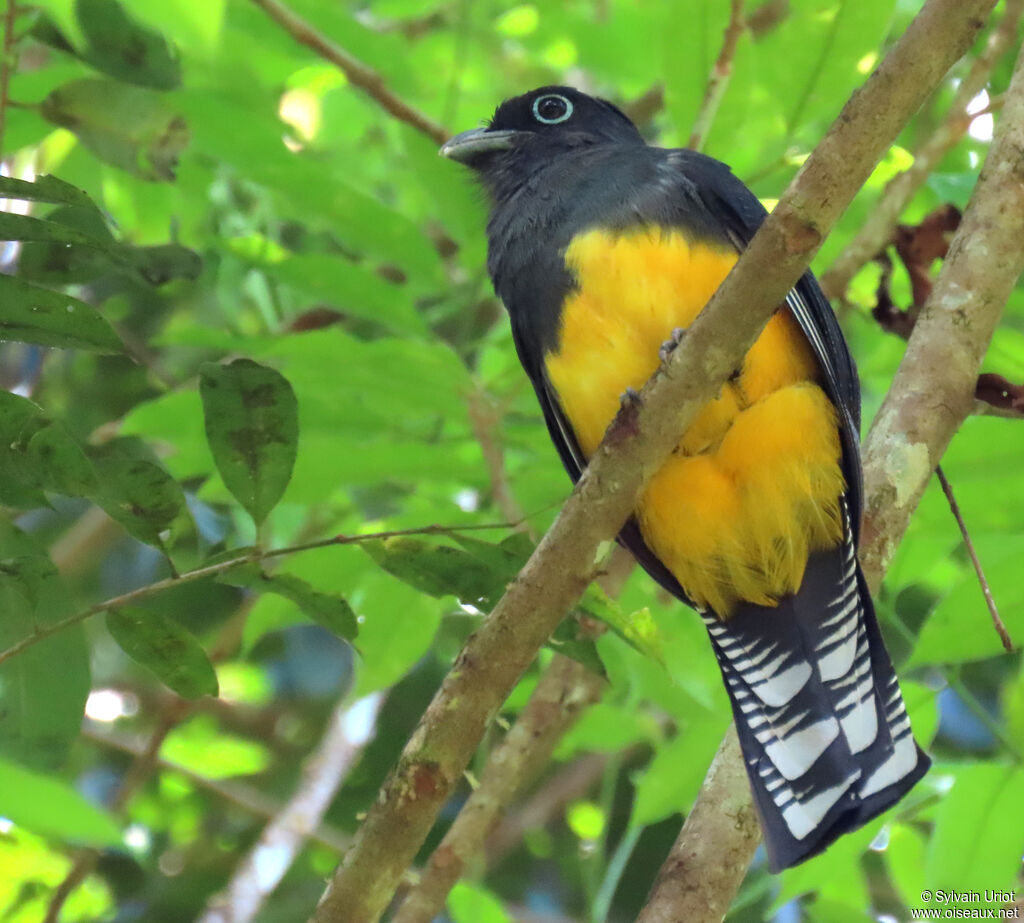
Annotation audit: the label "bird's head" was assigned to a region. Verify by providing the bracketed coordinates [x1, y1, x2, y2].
[440, 86, 643, 192]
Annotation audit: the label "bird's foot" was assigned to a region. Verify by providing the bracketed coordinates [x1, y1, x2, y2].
[659, 327, 687, 363]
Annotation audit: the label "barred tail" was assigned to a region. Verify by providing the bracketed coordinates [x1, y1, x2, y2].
[703, 531, 930, 871]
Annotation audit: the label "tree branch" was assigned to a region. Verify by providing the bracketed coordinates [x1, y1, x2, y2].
[391, 655, 605, 923]
[308, 3, 992, 920]
[635, 727, 757, 923]
[859, 34, 1024, 590]
[638, 12, 1024, 923]
[248, 0, 448, 144]
[197, 694, 385, 923]
[819, 0, 1022, 301]
[688, 0, 745, 152]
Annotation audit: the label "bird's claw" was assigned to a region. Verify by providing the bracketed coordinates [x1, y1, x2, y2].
[659, 327, 687, 363]
[620, 386, 642, 410]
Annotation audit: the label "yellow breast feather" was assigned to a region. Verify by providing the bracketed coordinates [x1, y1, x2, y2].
[544, 226, 844, 616]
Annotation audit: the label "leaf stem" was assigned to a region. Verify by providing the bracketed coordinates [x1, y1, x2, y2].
[248, 0, 448, 144]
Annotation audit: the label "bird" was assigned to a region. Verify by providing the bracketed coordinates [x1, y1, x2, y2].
[439, 86, 930, 872]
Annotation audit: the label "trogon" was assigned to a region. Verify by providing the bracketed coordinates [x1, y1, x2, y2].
[440, 86, 929, 871]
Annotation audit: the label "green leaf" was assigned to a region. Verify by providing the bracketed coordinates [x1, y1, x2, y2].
[0, 391, 99, 506]
[663, 1, 734, 142]
[199, 359, 299, 526]
[106, 607, 218, 699]
[41, 77, 187, 180]
[0, 527, 90, 771]
[1003, 666, 1024, 754]
[161, 715, 270, 779]
[774, 819, 883, 913]
[0, 755, 121, 845]
[924, 763, 1024, 899]
[268, 254, 425, 336]
[451, 532, 530, 583]
[219, 564, 358, 642]
[630, 710, 722, 827]
[362, 537, 504, 607]
[88, 437, 188, 547]
[0, 392, 51, 507]
[16, 202, 121, 285]
[26, 419, 99, 496]
[885, 823, 928, 910]
[908, 535, 1024, 666]
[565, 800, 605, 840]
[76, 0, 181, 90]
[0, 174, 92, 206]
[0, 211, 121, 251]
[448, 881, 513, 923]
[0, 273, 123, 352]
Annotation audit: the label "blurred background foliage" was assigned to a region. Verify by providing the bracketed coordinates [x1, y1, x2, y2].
[0, 0, 1022, 921]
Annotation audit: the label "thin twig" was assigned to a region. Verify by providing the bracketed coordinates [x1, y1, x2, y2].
[486, 752, 611, 863]
[467, 385, 533, 538]
[392, 546, 632, 922]
[248, 0, 447, 144]
[310, 3, 994, 919]
[390, 656, 605, 923]
[0, 0, 19, 161]
[935, 465, 1013, 651]
[687, 0, 745, 151]
[0, 518, 516, 667]
[820, 0, 1022, 301]
[197, 694, 385, 923]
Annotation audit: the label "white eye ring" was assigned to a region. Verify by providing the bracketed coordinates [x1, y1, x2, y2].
[532, 94, 573, 125]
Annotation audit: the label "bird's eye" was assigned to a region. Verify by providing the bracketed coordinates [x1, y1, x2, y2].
[532, 94, 573, 125]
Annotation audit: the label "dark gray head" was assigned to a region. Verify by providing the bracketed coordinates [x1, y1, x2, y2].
[440, 86, 644, 200]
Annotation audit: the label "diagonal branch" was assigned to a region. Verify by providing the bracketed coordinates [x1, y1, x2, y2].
[249, 0, 447, 144]
[308, 3, 993, 921]
[859, 35, 1024, 589]
[638, 16, 1024, 923]
[390, 655, 605, 923]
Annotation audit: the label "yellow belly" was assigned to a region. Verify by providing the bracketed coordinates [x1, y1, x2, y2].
[545, 227, 845, 615]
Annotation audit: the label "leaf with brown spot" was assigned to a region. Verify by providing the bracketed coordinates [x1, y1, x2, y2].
[88, 437, 188, 547]
[106, 607, 218, 699]
[199, 359, 298, 526]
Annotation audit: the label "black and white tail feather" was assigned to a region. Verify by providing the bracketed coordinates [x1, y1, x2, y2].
[704, 503, 929, 871]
